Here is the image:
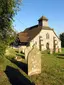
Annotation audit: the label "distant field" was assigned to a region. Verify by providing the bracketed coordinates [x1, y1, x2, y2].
[0, 48, 64, 85]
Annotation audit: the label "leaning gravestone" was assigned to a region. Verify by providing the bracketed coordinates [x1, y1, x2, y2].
[28, 46, 41, 76]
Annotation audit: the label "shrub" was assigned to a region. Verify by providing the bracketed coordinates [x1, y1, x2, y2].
[0, 40, 7, 57]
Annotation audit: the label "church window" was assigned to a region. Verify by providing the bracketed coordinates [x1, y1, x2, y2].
[46, 33, 49, 39]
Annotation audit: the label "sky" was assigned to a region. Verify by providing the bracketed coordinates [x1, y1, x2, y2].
[13, 0, 64, 35]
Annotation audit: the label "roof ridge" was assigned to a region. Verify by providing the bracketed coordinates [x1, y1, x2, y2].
[24, 25, 38, 32]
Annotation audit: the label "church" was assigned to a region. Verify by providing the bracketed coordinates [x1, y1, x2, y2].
[17, 16, 61, 53]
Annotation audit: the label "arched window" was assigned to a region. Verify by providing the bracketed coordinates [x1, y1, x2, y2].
[46, 33, 49, 39]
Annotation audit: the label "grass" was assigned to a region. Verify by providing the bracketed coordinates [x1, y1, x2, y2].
[0, 47, 33, 85]
[5, 47, 17, 56]
[5, 47, 25, 60]
[16, 53, 25, 57]
[0, 57, 34, 85]
[0, 47, 64, 85]
[30, 48, 64, 85]
[61, 48, 64, 53]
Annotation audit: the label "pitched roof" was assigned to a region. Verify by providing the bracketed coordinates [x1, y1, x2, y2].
[18, 25, 53, 42]
[18, 32, 29, 42]
[38, 16, 48, 21]
[17, 16, 60, 43]
[24, 25, 38, 32]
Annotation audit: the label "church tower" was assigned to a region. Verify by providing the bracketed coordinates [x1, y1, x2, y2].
[38, 16, 48, 27]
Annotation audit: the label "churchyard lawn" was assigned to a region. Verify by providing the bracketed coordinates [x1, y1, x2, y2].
[0, 47, 64, 85]
[30, 48, 64, 85]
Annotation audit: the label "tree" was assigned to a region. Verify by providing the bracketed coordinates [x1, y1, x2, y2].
[0, 0, 22, 57]
[59, 32, 64, 47]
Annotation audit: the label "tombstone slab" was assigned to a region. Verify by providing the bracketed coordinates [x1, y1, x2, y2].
[25, 47, 31, 60]
[28, 46, 41, 76]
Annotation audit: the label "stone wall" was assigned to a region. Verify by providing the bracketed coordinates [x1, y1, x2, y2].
[30, 29, 61, 53]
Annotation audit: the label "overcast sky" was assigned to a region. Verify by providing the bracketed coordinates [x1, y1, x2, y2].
[13, 0, 64, 35]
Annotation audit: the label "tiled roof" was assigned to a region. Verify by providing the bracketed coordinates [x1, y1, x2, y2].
[18, 25, 53, 42]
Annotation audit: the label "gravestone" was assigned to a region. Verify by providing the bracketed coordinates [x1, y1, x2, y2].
[25, 47, 32, 60]
[28, 46, 41, 76]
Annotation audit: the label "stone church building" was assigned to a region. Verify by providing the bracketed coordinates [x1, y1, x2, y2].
[17, 16, 61, 53]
